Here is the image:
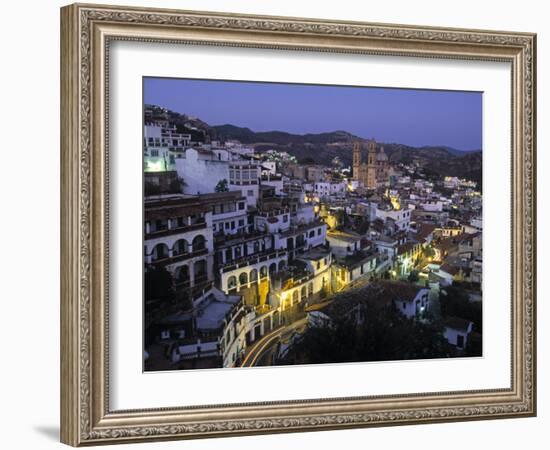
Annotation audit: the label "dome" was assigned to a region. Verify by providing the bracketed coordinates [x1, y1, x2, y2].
[377, 151, 388, 162]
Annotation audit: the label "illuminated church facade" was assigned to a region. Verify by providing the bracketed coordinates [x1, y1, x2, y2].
[352, 139, 389, 189]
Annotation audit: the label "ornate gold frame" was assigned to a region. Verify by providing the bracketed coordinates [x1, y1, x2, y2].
[60, 3, 537, 446]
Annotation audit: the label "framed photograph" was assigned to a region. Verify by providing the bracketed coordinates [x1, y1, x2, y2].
[60, 3, 537, 446]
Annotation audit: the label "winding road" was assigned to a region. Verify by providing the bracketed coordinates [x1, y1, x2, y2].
[240, 317, 307, 367]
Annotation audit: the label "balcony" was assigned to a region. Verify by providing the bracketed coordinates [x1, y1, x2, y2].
[220, 249, 288, 273]
[149, 248, 209, 267]
[145, 220, 207, 239]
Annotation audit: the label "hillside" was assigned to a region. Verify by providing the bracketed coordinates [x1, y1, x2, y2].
[145, 105, 481, 184]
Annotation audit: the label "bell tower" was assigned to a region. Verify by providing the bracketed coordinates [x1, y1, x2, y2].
[367, 139, 376, 165]
[367, 139, 377, 189]
[352, 141, 362, 181]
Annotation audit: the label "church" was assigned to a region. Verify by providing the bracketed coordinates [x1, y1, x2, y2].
[352, 139, 389, 189]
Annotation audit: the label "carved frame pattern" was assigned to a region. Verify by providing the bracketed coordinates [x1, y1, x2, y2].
[60, 3, 536, 446]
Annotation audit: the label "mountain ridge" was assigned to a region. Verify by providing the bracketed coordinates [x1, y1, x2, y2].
[145, 104, 482, 184]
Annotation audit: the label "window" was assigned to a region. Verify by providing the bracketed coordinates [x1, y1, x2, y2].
[456, 335, 465, 348]
[247, 190, 254, 197]
[309, 230, 315, 238]
[160, 330, 170, 340]
[150, 149, 159, 157]
[283, 215, 288, 223]
[317, 228, 322, 235]
[238, 202, 245, 210]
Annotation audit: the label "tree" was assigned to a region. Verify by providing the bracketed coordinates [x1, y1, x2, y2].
[144, 266, 174, 303]
[439, 285, 482, 333]
[215, 179, 229, 192]
[279, 304, 452, 365]
[144, 182, 161, 197]
[408, 270, 419, 283]
[334, 209, 348, 230]
[168, 176, 185, 194]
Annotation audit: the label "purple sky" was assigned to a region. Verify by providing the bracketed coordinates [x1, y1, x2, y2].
[144, 77, 482, 151]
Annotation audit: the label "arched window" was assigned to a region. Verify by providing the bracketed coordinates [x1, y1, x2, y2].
[292, 290, 299, 303]
[194, 260, 207, 283]
[175, 265, 190, 285]
[239, 272, 248, 286]
[260, 266, 268, 278]
[173, 239, 188, 256]
[228, 276, 237, 290]
[301, 286, 307, 300]
[192, 234, 206, 252]
[278, 260, 286, 272]
[250, 269, 258, 282]
[269, 263, 277, 274]
[152, 243, 169, 261]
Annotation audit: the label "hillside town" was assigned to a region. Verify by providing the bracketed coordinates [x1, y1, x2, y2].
[143, 105, 483, 371]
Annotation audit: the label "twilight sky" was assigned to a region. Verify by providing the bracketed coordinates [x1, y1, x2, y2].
[144, 77, 482, 151]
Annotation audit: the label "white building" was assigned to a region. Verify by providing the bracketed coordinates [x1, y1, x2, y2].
[200, 191, 249, 236]
[396, 286, 430, 319]
[443, 317, 474, 349]
[313, 181, 347, 197]
[175, 148, 230, 195]
[144, 196, 215, 291]
[375, 206, 412, 231]
[444, 176, 460, 189]
[326, 230, 362, 258]
[420, 200, 443, 212]
[261, 161, 277, 175]
[144, 123, 191, 173]
[228, 160, 261, 206]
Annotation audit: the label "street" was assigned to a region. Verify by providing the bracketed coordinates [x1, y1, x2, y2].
[240, 317, 307, 367]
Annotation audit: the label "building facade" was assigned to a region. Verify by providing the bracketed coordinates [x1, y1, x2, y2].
[353, 139, 389, 189]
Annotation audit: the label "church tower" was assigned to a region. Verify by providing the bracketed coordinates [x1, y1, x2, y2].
[352, 141, 362, 181]
[366, 139, 377, 189]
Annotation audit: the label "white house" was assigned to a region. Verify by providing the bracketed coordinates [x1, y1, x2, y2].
[176, 148, 230, 195]
[326, 230, 361, 258]
[443, 317, 474, 349]
[375, 206, 412, 231]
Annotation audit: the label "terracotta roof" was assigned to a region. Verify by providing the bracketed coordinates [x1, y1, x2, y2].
[444, 316, 472, 332]
[416, 223, 436, 241]
[440, 263, 460, 276]
[327, 230, 361, 243]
